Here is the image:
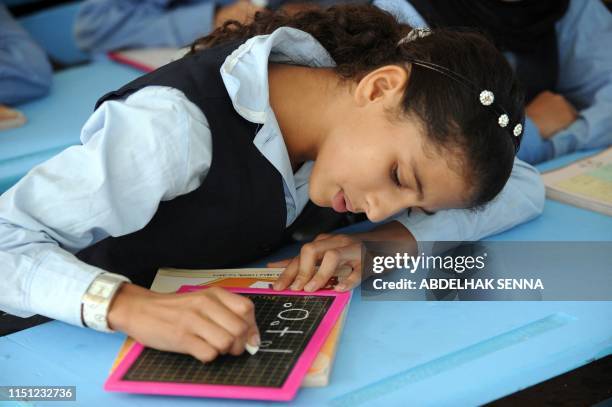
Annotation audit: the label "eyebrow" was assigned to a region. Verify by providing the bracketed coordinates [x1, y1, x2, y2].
[409, 156, 425, 201]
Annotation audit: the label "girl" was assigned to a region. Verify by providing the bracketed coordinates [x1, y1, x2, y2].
[0, 5, 543, 362]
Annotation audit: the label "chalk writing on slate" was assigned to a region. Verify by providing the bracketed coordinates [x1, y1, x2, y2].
[122, 294, 334, 388]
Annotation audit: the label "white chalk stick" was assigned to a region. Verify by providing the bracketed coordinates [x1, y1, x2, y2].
[245, 343, 259, 355]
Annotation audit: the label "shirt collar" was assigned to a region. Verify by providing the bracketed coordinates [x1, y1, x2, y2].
[220, 26, 336, 123]
[219, 27, 336, 225]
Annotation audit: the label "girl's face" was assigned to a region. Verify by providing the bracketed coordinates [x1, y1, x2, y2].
[308, 66, 474, 222]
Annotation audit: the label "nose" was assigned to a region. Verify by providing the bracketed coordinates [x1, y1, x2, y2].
[365, 191, 414, 222]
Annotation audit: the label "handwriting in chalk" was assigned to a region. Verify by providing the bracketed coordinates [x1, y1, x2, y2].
[258, 302, 310, 354]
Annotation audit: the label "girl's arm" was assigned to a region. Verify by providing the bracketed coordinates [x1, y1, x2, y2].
[0, 86, 212, 324]
[273, 158, 545, 292]
[393, 158, 545, 254]
[0, 85, 260, 360]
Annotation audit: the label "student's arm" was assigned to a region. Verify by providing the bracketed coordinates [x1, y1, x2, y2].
[546, 0, 612, 157]
[0, 4, 52, 105]
[273, 158, 545, 291]
[392, 158, 544, 253]
[0, 86, 212, 323]
[0, 86, 259, 360]
[74, 0, 219, 52]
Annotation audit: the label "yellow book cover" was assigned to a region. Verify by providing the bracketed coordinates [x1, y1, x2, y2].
[109, 267, 351, 387]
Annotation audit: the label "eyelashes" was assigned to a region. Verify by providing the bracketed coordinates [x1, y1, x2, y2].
[391, 163, 434, 215]
[391, 164, 402, 188]
[420, 208, 435, 215]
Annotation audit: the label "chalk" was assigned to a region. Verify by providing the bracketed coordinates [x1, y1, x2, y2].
[246, 343, 259, 355]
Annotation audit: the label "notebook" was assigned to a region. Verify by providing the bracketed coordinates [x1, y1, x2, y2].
[542, 147, 612, 216]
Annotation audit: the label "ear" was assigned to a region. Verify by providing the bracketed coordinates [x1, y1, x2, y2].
[354, 65, 409, 108]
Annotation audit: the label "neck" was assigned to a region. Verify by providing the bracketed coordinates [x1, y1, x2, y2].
[268, 63, 339, 171]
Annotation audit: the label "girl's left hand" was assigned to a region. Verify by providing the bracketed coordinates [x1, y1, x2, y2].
[269, 233, 363, 293]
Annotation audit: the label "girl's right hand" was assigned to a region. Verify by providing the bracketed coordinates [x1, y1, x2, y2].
[107, 284, 260, 363]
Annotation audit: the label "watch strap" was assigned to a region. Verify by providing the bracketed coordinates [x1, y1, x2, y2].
[81, 272, 130, 333]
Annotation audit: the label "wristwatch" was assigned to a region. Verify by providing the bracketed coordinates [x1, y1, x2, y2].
[81, 272, 131, 333]
[250, 0, 268, 7]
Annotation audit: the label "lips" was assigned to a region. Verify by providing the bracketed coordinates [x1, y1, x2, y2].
[332, 190, 355, 213]
[345, 194, 354, 212]
[332, 190, 347, 213]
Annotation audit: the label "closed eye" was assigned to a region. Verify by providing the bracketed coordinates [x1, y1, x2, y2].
[391, 164, 402, 188]
[419, 207, 435, 215]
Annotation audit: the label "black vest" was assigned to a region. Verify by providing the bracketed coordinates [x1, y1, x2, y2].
[76, 42, 293, 287]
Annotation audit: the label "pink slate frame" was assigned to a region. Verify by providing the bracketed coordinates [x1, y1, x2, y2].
[105, 285, 350, 401]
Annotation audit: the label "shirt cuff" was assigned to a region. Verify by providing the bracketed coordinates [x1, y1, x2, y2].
[550, 118, 587, 158]
[517, 117, 554, 164]
[26, 250, 106, 327]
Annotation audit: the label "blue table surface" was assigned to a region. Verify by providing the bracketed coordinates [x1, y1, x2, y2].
[1, 61, 612, 406]
[0, 61, 139, 194]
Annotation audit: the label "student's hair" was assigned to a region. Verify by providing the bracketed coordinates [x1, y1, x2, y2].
[191, 5, 525, 208]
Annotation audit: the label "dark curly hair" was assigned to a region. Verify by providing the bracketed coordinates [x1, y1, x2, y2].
[191, 4, 525, 208]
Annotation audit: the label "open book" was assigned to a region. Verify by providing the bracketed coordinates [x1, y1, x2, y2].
[110, 267, 352, 387]
[542, 147, 612, 216]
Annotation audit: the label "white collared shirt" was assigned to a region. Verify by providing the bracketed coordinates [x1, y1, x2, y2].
[0, 27, 544, 326]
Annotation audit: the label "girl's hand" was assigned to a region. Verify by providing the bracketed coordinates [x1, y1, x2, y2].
[107, 284, 260, 363]
[269, 233, 363, 292]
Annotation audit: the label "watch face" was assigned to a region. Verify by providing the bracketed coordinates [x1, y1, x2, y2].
[91, 280, 115, 298]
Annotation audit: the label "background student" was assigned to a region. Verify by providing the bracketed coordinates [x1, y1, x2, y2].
[0, 3, 53, 129]
[74, 0, 265, 53]
[0, 3, 52, 105]
[370, 0, 612, 164]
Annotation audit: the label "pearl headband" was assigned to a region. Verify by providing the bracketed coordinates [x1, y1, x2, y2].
[397, 28, 523, 150]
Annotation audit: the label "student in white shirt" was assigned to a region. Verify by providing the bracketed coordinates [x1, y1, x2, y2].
[0, 5, 543, 362]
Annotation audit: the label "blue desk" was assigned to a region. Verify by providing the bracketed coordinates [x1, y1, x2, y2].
[1, 289, 611, 405]
[1, 61, 612, 405]
[0, 61, 139, 194]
